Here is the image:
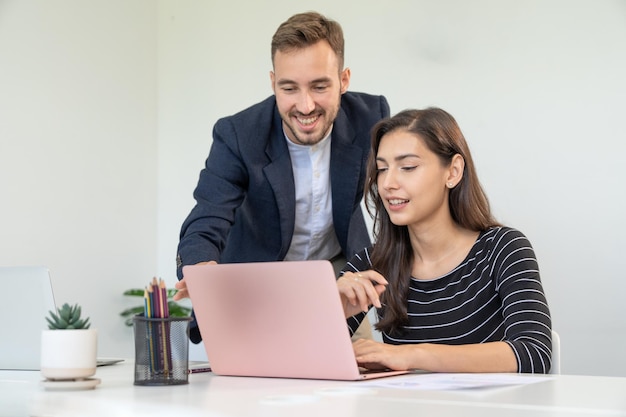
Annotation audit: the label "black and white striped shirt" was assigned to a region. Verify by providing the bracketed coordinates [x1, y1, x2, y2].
[342, 227, 553, 373]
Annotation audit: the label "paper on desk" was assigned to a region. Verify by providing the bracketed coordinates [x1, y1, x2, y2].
[363, 373, 551, 390]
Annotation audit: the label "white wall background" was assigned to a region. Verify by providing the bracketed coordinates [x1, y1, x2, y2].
[1, 0, 625, 376]
[0, 0, 158, 359]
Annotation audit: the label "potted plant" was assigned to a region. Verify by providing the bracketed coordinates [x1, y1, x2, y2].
[40, 303, 98, 381]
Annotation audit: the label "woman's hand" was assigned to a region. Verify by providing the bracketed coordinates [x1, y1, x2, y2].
[337, 270, 388, 318]
[173, 261, 216, 301]
[355, 339, 519, 373]
[353, 339, 415, 371]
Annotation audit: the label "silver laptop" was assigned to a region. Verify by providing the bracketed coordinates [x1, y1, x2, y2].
[0, 266, 56, 370]
[0, 266, 124, 370]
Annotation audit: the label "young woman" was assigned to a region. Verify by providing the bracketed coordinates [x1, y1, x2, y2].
[338, 108, 552, 373]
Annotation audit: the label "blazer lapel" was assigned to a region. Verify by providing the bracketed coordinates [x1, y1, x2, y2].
[330, 108, 365, 245]
[263, 114, 296, 257]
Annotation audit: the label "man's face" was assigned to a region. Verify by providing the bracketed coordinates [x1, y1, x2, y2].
[270, 40, 350, 146]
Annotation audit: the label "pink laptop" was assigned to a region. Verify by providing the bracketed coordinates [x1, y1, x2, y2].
[183, 260, 408, 381]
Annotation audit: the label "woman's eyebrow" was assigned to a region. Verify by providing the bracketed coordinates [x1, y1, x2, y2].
[376, 153, 420, 163]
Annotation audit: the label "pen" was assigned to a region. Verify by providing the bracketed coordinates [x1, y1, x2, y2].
[188, 366, 212, 374]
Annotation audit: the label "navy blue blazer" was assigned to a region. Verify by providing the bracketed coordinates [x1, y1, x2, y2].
[177, 92, 389, 342]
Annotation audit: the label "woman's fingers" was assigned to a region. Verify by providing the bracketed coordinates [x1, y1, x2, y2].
[338, 271, 388, 313]
[351, 271, 387, 309]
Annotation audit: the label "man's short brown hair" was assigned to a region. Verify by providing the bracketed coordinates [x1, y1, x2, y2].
[271, 11, 345, 69]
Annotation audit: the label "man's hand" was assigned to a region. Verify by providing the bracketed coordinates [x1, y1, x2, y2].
[173, 261, 216, 300]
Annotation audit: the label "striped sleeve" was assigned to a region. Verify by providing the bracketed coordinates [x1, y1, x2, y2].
[340, 248, 372, 336]
[493, 228, 552, 373]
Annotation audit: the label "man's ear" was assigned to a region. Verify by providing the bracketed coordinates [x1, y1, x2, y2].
[340, 67, 351, 94]
[270, 71, 276, 94]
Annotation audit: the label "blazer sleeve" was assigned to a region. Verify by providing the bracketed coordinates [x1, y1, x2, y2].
[176, 117, 248, 279]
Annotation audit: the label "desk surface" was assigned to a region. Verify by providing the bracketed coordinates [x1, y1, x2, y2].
[2, 362, 626, 417]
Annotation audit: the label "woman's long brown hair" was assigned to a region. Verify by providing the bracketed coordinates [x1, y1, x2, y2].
[365, 108, 501, 335]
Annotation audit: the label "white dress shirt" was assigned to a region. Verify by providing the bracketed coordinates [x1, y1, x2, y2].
[283, 130, 342, 261]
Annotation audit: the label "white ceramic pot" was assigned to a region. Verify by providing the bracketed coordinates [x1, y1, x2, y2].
[40, 328, 97, 380]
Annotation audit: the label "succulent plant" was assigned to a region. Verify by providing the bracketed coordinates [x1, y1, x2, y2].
[46, 303, 91, 330]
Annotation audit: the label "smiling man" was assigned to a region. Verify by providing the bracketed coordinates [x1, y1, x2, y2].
[176, 12, 390, 344]
[271, 37, 349, 146]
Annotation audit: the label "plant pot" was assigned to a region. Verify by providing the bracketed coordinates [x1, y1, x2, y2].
[40, 328, 97, 380]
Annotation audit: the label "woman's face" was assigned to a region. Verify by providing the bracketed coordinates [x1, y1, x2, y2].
[375, 130, 451, 228]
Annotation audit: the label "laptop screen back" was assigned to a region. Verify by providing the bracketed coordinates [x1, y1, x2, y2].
[184, 260, 369, 380]
[0, 266, 56, 370]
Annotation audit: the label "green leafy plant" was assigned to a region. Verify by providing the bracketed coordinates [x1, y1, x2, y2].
[46, 303, 91, 330]
[120, 288, 191, 326]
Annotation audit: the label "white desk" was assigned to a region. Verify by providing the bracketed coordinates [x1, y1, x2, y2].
[2, 362, 626, 417]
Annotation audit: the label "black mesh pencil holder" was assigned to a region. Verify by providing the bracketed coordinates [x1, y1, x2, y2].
[133, 314, 192, 386]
